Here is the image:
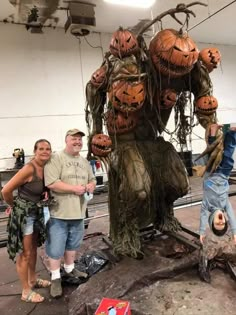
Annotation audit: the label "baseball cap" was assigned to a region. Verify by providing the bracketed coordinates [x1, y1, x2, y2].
[65, 128, 85, 137]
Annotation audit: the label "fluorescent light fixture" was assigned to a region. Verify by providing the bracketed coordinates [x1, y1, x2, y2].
[104, 0, 156, 9]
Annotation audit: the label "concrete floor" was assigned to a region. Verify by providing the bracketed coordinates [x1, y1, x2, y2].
[0, 176, 236, 314]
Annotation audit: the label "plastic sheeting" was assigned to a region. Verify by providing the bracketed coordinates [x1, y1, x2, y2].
[61, 250, 109, 285]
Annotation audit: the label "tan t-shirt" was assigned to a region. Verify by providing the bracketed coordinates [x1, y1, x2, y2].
[44, 150, 96, 219]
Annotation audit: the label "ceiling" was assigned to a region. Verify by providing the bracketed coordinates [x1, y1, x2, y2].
[1, 0, 236, 45]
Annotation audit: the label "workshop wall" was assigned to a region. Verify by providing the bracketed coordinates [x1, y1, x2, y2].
[0, 24, 110, 169]
[0, 23, 235, 169]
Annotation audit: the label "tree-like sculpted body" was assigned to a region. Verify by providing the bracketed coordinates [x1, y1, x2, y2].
[85, 2, 223, 258]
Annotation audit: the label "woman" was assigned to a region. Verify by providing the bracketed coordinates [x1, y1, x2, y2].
[1, 139, 52, 303]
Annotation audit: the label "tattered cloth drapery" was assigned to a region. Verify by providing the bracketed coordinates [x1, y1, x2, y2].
[7, 196, 46, 261]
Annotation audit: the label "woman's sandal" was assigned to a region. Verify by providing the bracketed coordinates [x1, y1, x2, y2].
[21, 290, 44, 303]
[33, 278, 51, 288]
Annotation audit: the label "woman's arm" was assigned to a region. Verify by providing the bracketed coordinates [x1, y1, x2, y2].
[1, 164, 33, 206]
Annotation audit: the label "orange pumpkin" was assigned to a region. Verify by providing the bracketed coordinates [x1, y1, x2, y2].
[160, 89, 177, 109]
[110, 27, 139, 58]
[91, 65, 107, 88]
[105, 110, 139, 135]
[199, 48, 221, 73]
[149, 29, 199, 78]
[195, 95, 218, 115]
[108, 80, 146, 113]
[91, 134, 112, 157]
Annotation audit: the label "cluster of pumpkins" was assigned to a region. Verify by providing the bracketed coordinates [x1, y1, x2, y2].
[90, 27, 221, 157]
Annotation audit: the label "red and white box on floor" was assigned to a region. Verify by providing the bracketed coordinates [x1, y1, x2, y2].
[95, 297, 131, 315]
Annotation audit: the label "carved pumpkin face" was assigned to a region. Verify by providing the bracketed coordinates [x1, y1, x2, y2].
[195, 95, 218, 115]
[91, 65, 107, 88]
[110, 27, 139, 58]
[199, 48, 221, 73]
[91, 134, 112, 157]
[149, 29, 199, 78]
[105, 110, 139, 135]
[108, 80, 146, 113]
[160, 89, 177, 109]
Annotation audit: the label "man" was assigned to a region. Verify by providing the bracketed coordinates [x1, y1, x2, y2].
[44, 129, 96, 298]
[199, 124, 236, 244]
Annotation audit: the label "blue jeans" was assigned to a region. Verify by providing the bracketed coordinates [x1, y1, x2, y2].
[199, 172, 236, 235]
[45, 218, 84, 259]
[23, 214, 38, 236]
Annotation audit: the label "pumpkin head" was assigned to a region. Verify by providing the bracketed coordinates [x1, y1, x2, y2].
[149, 29, 199, 78]
[91, 65, 107, 88]
[108, 80, 146, 113]
[195, 95, 218, 115]
[199, 48, 221, 73]
[160, 89, 177, 109]
[91, 134, 112, 157]
[105, 110, 139, 135]
[110, 27, 139, 58]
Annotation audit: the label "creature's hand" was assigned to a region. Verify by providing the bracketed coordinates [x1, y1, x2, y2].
[195, 124, 224, 175]
[200, 234, 205, 245]
[205, 124, 224, 173]
[206, 123, 223, 137]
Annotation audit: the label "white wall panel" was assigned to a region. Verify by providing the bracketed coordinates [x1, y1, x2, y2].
[0, 23, 235, 169]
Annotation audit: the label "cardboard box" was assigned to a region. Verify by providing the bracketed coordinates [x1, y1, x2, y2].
[95, 297, 131, 315]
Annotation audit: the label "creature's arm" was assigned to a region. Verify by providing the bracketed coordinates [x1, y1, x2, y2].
[85, 82, 106, 135]
[191, 62, 224, 172]
[191, 62, 216, 128]
[85, 81, 106, 159]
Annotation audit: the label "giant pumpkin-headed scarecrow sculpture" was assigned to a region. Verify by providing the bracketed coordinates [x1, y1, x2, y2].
[85, 2, 223, 258]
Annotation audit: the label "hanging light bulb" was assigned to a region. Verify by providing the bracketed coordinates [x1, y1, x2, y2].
[103, 0, 156, 9]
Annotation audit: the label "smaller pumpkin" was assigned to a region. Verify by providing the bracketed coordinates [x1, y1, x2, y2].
[195, 95, 218, 115]
[108, 80, 146, 113]
[110, 27, 139, 58]
[105, 110, 139, 135]
[91, 134, 112, 157]
[199, 48, 221, 73]
[90, 65, 107, 88]
[160, 89, 177, 109]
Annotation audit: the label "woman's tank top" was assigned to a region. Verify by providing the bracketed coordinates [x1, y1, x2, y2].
[18, 162, 44, 203]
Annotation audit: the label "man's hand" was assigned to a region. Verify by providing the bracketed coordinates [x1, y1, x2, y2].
[86, 182, 96, 194]
[73, 185, 86, 196]
[200, 234, 205, 244]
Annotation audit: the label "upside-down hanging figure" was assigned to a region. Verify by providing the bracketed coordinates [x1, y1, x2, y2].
[85, 2, 223, 258]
